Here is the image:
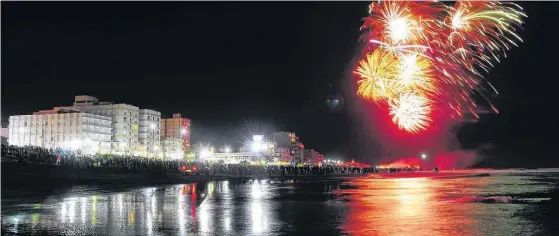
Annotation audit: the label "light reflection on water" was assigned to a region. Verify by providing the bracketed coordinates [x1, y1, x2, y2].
[2, 170, 558, 235]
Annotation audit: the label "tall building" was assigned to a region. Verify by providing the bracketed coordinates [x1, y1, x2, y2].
[72, 95, 139, 153]
[292, 142, 305, 163]
[160, 113, 191, 151]
[139, 109, 161, 154]
[8, 108, 112, 154]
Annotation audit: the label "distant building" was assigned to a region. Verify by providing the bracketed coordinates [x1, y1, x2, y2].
[139, 109, 161, 154]
[304, 149, 323, 165]
[71, 95, 140, 153]
[273, 131, 306, 163]
[292, 143, 305, 163]
[8, 110, 112, 154]
[160, 113, 191, 151]
[273, 146, 291, 162]
[272, 132, 297, 148]
[161, 137, 183, 159]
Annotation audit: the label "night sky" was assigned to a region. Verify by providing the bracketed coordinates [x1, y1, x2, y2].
[2, 2, 559, 166]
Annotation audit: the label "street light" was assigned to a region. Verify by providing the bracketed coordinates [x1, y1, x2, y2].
[420, 153, 427, 160]
[200, 149, 211, 158]
[223, 144, 231, 153]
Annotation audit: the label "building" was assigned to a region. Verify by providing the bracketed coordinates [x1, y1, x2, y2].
[272, 132, 297, 148]
[160, 113, 191, 151]
[238, 135, 278, 162]
[304, 149, 324, 165]
[161, 138, 183, 159]
[72, 96, 139, 153]
[273, 131, 305, 163]
[272, 146, 292, 163]
[292, 142, 305, 163]
[139, 109, 161, 155]
[8, 109, 112, 154]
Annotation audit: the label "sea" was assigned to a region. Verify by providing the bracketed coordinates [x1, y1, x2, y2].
[2, 169, 559, 235]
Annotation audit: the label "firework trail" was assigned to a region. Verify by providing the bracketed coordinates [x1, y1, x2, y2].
[354, 0, 526, 133]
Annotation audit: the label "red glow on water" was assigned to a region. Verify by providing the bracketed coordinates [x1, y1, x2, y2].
[382, 151, 478, 170]
[339, 176, 480, 235]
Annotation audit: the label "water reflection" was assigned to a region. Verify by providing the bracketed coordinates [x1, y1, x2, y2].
[338, 174, 549, 236]
[2, 170, 557, 235]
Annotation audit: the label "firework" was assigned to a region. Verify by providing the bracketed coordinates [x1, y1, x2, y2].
[396, 53, 436, 94]
[355, 49, 399, 102]
[354, 0, 526, 133]
[389, 92, 432, 133]
[444, 1, 526, 74]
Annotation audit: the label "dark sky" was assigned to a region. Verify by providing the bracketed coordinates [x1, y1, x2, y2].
[2, 2, 559, 166]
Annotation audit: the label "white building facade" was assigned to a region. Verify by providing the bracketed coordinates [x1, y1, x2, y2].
[8, 111, 112, 154]
[139, 109, 161, 155]
[72, 96, 139, 153]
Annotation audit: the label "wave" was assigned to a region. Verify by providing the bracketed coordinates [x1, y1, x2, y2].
[459, 196, 551, 204]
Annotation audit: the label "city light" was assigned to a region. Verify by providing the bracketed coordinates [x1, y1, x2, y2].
[253, 135, 264, 142]
[200, 149, 212, 158]
[224, 145, 231, 153]
[150, 123, 156, 130]
[181, 128, 187, 135]
[251, 141, 264, 153]
[420, 153, 427, 160]
[70, 140, 82, 150]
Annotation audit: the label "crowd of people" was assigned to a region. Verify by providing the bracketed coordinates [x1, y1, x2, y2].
[1, 144, 372, 177]
[1, 144, 184, 174]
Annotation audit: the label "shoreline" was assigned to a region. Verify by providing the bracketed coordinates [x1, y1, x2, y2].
[1, 162, 364, 189]
[1, 162, 365, 204]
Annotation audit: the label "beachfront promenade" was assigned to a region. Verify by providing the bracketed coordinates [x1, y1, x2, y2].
[1, 145, 371, 187]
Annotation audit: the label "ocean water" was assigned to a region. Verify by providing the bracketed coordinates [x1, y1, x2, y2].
[2, 169, 559, 235]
